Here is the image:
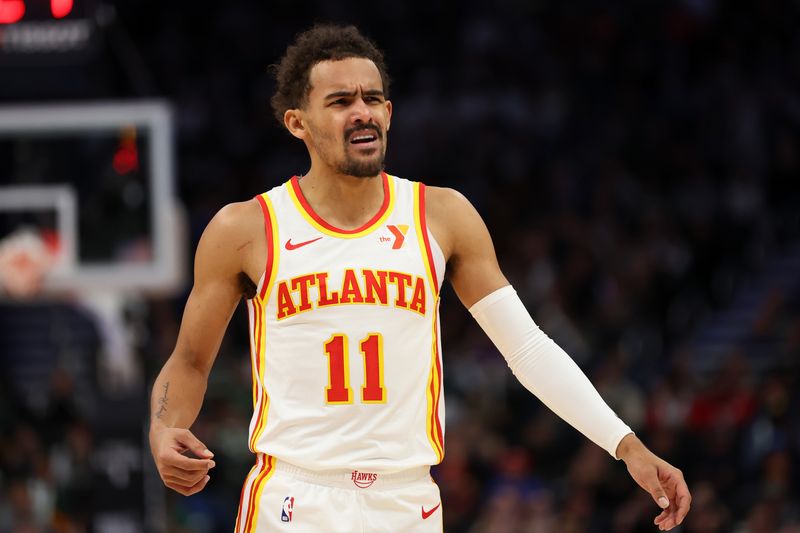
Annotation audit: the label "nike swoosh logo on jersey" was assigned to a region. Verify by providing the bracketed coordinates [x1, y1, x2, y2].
[285, 237, 322, 250]
[421, 503, 441, 520]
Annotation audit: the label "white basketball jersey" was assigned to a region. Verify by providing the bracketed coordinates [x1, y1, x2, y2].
[245, 173, 446, 472]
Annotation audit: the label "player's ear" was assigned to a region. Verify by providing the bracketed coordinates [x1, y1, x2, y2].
[284, 109, 306, 140]
[385, 100, 392, 131]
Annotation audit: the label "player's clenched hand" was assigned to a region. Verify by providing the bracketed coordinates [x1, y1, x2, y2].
[616, 434, 691, 531]
[150, 426, 216, 496]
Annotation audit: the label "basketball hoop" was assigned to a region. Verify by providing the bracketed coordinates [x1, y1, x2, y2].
[0, 228, 57, 299]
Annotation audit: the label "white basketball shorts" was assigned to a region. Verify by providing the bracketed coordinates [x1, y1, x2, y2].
[235, 455, 443, 532]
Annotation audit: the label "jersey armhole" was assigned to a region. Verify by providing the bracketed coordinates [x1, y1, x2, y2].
[426, 230, 446, 288]
[415, 183, 444, 297]
[254, 193, 280, 301]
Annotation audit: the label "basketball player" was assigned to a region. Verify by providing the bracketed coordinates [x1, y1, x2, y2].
[149, 25, 691, 532]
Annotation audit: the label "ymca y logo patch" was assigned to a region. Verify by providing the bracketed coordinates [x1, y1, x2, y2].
[378, 224, 408, 249]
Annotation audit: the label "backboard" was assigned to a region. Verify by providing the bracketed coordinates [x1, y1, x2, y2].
[0, 100, 183, 295]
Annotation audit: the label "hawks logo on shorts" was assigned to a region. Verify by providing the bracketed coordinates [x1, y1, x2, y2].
[351, 470, 378, 489]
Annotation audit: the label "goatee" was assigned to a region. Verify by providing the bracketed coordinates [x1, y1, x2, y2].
[338, 157, 385, 178]
[340, 124, 385, 178]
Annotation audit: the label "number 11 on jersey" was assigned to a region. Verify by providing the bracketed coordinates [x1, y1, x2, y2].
[324, 333, 386, 404]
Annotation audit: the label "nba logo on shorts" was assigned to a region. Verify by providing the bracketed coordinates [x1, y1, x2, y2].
[281, 496, 294, 523]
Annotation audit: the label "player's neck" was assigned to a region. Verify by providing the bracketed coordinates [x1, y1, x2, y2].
[297, 170, 385, 230]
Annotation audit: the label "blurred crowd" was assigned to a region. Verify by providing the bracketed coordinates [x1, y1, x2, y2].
[0, 349, 96, 532]
[2, 0, 800, 531]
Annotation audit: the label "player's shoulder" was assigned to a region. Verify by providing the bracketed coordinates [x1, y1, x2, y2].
[422, 185, 473, 216]
[419, 185, 480, 261]
[201, 198, 263, 246]
[214, 197, 262, 224]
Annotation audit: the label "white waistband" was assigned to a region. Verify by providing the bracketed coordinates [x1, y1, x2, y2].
[272, 459, 430, 490]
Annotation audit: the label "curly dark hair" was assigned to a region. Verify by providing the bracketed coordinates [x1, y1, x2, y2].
[270, 24, 390, 126]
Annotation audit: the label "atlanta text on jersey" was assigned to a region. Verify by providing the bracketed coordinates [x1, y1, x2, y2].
[274, 268, 427, 319]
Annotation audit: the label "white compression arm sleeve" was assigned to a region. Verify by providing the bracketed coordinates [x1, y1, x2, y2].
[469, 285, 633, 458]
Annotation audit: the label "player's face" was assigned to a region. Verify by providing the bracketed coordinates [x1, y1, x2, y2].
[296, 57, 392, 178]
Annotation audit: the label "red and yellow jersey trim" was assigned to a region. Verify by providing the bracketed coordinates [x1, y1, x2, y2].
[287, 172, 395, 238]
[255, 193, 280, 300]
[413, 182, 439, 298]
[247, 194, 279, 454]
[247, 296, 270, 452]
[235, 453, 276, 533]
[415, 181, 444, 462]
[425, 302, 444, 463]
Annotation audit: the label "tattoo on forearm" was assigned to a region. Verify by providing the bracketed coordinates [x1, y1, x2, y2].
[155, 381, 169, 419]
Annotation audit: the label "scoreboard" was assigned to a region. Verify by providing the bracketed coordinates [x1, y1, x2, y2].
[0, 0, 81, 23]
[0, 0, 97, 62]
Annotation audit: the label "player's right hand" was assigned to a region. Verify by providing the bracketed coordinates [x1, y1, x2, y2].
[150, 426, 216, 496]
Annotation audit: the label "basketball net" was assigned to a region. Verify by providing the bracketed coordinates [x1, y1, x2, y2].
[0, 228, 58, 299]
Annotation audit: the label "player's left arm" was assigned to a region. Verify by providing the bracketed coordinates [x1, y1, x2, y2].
[425, 186, 690, 531]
